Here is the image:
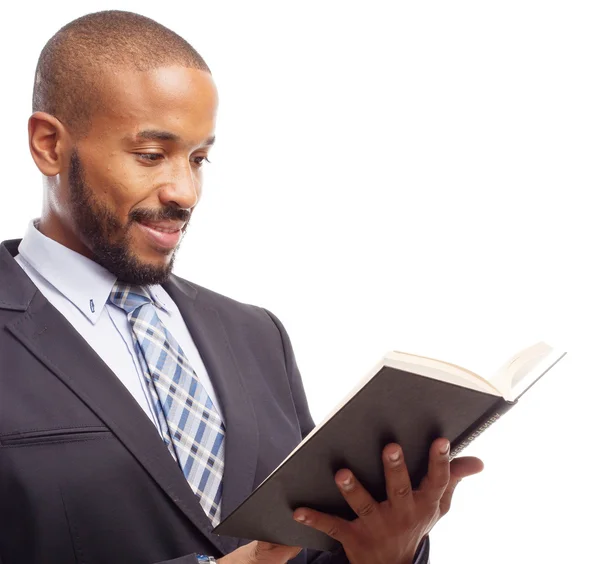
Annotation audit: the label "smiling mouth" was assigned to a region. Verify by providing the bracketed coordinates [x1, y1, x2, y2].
[136, 221, 184, 251]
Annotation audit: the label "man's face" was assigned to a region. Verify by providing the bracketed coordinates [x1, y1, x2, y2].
[56, 66, 218, 285]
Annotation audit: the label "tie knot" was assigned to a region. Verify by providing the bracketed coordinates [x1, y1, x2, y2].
[109, 282, 154, 314]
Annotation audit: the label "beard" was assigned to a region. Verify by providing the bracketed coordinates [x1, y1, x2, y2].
[67, 149, 191, 285]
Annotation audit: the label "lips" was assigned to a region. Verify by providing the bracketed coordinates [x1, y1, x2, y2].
[136, 220, 185, 250]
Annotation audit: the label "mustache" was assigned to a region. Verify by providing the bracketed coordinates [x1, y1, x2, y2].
[129, 207, 192, 226]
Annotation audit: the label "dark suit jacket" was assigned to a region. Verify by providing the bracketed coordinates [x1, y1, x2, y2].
[0, 238, 429, 564]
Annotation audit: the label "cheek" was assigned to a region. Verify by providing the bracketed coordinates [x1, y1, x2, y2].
[109, 158, 165, 209]
[89, 164, 151, 219]
[76, 141, 153, 221]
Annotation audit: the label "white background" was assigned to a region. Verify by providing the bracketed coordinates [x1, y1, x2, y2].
[2, 2, 598, 562]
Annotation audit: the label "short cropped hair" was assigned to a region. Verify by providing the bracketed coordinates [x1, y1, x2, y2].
[32, 10, 211, 138]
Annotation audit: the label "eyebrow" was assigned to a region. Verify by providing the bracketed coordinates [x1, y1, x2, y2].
[131, 129, 216, 148]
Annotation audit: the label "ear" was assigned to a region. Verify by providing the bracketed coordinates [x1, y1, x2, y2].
[28, 111, 72, 176]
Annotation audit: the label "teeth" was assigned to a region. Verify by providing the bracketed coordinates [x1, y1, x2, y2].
[146, 225, 178, 233]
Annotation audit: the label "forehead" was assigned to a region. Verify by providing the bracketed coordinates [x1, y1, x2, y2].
[90, 66, 218, 143]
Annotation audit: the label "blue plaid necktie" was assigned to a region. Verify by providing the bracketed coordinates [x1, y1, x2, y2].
[109, 282, 226, 526]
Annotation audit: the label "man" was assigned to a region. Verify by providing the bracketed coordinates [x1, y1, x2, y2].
[0, 10, 483, 564]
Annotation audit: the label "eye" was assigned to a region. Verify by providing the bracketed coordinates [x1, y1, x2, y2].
[192, 156, 211, 167]
[134, 153, 211, 167]
[136, 153, 163, 162]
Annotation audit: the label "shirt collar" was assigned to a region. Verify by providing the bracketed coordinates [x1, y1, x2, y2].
[17, 219, 173, 324]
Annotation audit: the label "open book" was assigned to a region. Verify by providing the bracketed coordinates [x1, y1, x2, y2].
[213, 342, 566, 551]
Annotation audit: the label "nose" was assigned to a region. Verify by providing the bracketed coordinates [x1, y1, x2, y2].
[158, 159, 201, 210]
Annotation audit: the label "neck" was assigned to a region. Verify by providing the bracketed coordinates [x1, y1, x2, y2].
[38, 201, 94, 260]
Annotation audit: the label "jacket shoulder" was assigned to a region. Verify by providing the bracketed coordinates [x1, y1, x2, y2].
[168, 273, 276, 327]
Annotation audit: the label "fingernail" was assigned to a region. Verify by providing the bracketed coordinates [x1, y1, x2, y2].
[440, 440, 450, 455]
[389, 449, 401, 462]
[294, 514, 307, 522]
[340, 475, 353, 490]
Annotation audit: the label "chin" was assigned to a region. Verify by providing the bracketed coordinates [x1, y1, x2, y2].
[132, 250, 175, 276]
[116, 263, 173, 286]
[91, 245, 175, 286]
[138, 249, 174, 265]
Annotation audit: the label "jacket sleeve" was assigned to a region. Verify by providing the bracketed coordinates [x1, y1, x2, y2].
[304, 536, 429, 564]
[263, 309, 430, 564]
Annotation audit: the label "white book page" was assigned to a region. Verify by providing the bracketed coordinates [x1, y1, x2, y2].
[384, 353, 499, 394]
[403, 338, 551, 383]
[509, 348, 567, 400]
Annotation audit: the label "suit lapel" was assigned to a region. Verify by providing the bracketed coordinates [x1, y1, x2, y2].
[163, 278, 260, 527]
[1, 240, 253, 555]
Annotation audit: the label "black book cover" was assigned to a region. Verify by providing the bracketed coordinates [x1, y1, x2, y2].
[213, 366, 515, 551]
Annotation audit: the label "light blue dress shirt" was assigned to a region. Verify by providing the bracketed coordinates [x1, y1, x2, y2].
[14, 219, 224, 432]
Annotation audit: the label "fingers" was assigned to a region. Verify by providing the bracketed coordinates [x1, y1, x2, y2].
[333, 469, 382, 523]
[253, 541, 302, 562]
[382, 443, 415, 513]
[294, 467, 383, 539]
[293, 445, 484, 547]
[417, 438, 451, 505]
[293, 507, 351, 544]
[439, 456, 485, 516]
[450, 456, 484, 479]
[220, 540, 302, 564]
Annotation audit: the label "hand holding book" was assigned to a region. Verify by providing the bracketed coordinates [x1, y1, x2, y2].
[214, 340, 566, 550]
[292, 438, 483, 564]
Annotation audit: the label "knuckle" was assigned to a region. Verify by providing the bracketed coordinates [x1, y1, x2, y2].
[392, 483, 412, 498]
[356, 501, 376, 517]
[327, 524, 341, 538]
[250, 544, 262, 558]
[253, 541, 274, 556]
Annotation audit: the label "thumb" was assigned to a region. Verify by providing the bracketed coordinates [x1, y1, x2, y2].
[253, 540, 302, 562]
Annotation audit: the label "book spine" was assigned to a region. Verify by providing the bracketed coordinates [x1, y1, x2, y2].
[449, 400, 515, 460]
